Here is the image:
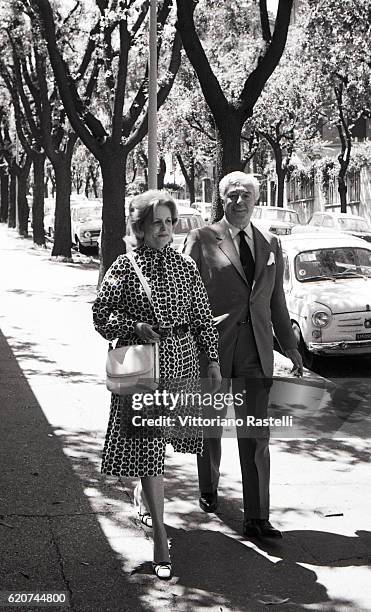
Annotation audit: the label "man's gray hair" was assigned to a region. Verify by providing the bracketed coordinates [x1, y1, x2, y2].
[219, 171, 260, 200]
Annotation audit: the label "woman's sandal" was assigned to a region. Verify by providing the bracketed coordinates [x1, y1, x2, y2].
[133, 484, 152, 528]
[152, 562, 172, 580]
[138, 512, 152, 528]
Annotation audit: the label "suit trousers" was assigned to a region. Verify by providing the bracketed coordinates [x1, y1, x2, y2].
[197, 321, 272, 519]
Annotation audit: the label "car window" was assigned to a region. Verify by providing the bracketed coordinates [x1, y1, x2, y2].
[174, 215, 204, 234]
[357, 249, 371, 275]
[262, 209, 299, 223]
[295, 247, 371, 281]
[75, 206, 102, 222]
[338, 217, 370, 232]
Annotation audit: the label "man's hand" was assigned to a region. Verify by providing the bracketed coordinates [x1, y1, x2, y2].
[285, 348, 304, 377]
[207, 361, 222, 393]
[134, 322, 161, 342]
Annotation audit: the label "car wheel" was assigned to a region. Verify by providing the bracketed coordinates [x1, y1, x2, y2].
[291, 321, 315, 370]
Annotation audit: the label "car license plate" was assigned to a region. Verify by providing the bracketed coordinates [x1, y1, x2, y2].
[356, 332, 371, 340]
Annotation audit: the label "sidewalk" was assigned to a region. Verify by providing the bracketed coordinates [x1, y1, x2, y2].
[0, 225, 370, 612]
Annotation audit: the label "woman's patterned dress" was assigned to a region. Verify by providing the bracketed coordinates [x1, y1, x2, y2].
[93, 243, 219, 477]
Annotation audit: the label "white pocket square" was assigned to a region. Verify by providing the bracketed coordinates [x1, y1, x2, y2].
[267, 252, 275, 266]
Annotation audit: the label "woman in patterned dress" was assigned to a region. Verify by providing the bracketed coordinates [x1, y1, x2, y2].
[93, 190, 221, 579]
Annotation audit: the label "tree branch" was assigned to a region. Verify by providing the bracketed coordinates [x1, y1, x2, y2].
[30, 0, 105, 158]
[259, 0, 271, 43]
[239, 0, 293, 120]
[125, 28, 182, 150]
[176, 0, 229, 122]
[112, 14, 130, 143]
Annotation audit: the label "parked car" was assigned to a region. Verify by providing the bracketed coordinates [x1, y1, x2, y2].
[43, 199, 56, 238]
[306, 211, 371, 243]
[194, 202, 212, 223]
[280, 232, 371, 366]
[70, 200, 102, 252]
[172, 204, 205, 248]
[252, 205, 301, 235]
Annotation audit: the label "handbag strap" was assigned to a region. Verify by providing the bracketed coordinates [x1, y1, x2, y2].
[126, 251, 153, 307]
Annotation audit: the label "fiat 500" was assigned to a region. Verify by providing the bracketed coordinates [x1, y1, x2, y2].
[280, 232, 371, 366]
[70, 200, 102, 252]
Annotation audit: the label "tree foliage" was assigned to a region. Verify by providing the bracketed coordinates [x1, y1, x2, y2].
[176, 0, 294, 218]
[304, 0, 371, 210]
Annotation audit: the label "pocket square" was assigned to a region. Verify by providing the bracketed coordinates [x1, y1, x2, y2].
[267, 252, 275, 266]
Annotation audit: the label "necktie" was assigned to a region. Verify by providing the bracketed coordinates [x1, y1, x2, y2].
[238, 230, 255, 285]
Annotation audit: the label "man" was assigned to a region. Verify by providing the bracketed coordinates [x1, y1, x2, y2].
[183, 171, 303, 538]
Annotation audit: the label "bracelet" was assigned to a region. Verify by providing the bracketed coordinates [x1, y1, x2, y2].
[207, 361, 219, 368]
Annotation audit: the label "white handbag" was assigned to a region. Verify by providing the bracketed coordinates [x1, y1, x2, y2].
[105, 252, 160, 395]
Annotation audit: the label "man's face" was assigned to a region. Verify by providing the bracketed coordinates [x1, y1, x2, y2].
[222, 183, 257, 228]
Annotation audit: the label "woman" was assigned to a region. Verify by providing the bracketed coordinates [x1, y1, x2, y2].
[93, 190, 221, 580]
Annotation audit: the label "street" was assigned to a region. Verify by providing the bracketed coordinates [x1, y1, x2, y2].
[0, 225, 371, 612]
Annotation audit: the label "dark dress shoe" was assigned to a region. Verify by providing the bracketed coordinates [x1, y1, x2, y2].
[199, 491, 218, 513]
[258, 519, 283, 538]
[242, 519, 261, 537]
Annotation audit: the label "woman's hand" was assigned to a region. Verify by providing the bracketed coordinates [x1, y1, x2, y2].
[207, 361, 222, 393]
[134, 322, 161, 342]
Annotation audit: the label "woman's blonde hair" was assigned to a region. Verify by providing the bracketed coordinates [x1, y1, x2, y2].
[128, 189, 178, 245]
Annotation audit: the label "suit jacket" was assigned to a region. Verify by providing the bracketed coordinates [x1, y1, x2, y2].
[183, 218, 297, 378]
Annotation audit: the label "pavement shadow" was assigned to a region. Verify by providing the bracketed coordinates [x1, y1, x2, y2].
[55, 428, 337, 611]
[51, 409, 371, 611]
[2, 336, 104, 385]
[6, 284, 97, 304]
[272, 437, 371, 465]
[0, 329, 149, 612]
[167, 526, 329, 611]
[251, 529, 371, 567]
[268, 376, 371, 439]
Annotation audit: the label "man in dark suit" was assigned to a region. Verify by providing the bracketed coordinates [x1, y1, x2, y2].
[183, 171, 303, 538]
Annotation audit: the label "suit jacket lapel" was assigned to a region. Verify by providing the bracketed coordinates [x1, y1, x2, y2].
[212, 219, 248, 285]
[252, 224, 273, 286]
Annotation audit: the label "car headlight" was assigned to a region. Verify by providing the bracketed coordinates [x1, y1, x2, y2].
[312, 311, 332, 327]
[83, 231, 91, 238]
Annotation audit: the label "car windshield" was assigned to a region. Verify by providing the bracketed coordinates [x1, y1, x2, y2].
[295, 247, 371, 281]
[261, 209, 299, 223]
[338, 218, 370, 232]
[174, 215, 204, 234]
[76, 206, 102, 222]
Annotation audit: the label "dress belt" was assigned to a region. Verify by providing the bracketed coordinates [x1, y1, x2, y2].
[155, 324, 190, 338]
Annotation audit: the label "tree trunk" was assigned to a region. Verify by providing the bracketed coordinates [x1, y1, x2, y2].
[84, 172, 90, 198]
[0, 173, 9, 223]
[276, 167, 285, 208]
[17, 157, 32, 237]
[52, 159, 73, 258]
[212, 113, 244, 221]
[189, 157, 195, 203]
[176, 154, 196, 203]
[336, 121, 351, 214]
[8, 171, 16, 228]
[92, 178, 99, 198]
[99, 152, 127, 282]
[338, 173, 347, 213]
[32, 153, 46, 246]
[157, 157, 166, 189]
[89, 166, 99, 198]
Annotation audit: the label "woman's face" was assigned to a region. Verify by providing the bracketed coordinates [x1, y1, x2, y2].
[142, 203, 174, 250]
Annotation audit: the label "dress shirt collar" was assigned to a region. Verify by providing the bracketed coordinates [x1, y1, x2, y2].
[223, 216, 253, 241]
